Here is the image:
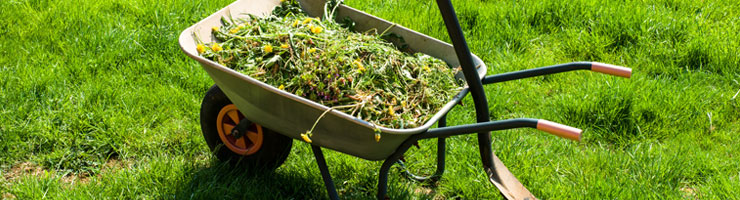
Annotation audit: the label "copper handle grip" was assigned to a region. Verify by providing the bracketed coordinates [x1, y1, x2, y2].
[536, 120, 582, 141]
[591, 62, 631, 78]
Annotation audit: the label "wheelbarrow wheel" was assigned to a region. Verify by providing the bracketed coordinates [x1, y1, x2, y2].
[200, 85, 292, 170]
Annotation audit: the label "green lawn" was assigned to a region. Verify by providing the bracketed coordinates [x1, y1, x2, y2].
[1, 0, 739, 199]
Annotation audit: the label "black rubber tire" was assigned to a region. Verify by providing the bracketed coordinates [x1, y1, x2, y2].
[200, 85, 293, 170]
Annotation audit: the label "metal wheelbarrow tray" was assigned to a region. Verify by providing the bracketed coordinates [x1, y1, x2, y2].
[179, 0, 633, 199]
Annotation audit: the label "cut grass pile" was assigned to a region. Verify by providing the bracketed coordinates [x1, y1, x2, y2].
[199, 1, 462, 131]
[1, 0, 739, 199]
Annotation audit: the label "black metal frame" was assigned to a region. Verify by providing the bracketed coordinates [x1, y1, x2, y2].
[483, 62, 592, 84]
[305, 0, 630, 199]
[397, 114, 446, 183]
[312, 145, 340, 200]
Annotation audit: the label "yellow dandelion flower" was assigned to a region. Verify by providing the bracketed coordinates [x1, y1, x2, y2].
[310, 26, 323, 34]
[308, 48, 317, 53]
[300, 133, 313, 143]
[237, 24, 245, 29]
[302, 17, 312, 24]
[280, 44, 289, 49]
[263, 44, 273, 53]
[374, 133, 381, 142]
[229, 28, 238, 34]
[196, 44, 206, 53]
[211, 43, 223, 52]
[354, 60, 365, 73]
[401, 100, 407, 108]
[278, 84, 285, 90]
[211, 26, 219, 32]
[292, 20, 300, 27]
[387, 106, 395, 116]
[422, 65, 431, 72]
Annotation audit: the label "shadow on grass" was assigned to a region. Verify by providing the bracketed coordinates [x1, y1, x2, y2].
[171, 157, 421, 199]
[561, 88, 668, 147]
[172, 160, 327, 199]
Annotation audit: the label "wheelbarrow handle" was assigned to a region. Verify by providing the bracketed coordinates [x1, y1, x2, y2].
[481, 62, 632, 84]
[591, 62, 631, 78]
[422, 118, 582, 141]
[536, 119, 582, 141]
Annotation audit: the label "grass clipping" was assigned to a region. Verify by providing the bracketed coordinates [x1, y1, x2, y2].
[197, 1, 463, 142]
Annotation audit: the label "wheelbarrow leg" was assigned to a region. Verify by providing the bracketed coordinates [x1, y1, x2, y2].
[434, 116, 448, 179]
[311, 145, 340, 200]
[424, 137, 447, 181]
[377, 115, 448, 199]
[377, 148, 403, 199]
[398, 115, 447, 182]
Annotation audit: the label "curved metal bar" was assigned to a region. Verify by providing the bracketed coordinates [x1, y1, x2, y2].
[397, 115, 447, 182]
[434, 2, 485, 91]
[434, 0, 497, 184]
[396, 157, 442, 182]
[377, 118, 542, 199]
[377, 137, 416, 199]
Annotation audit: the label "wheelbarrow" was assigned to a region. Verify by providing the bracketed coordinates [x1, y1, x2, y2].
[178, 0, 632, 199]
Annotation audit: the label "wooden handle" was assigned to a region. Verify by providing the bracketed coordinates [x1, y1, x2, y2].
[591, 62, 631, 78]
[536, 120, 582, 141]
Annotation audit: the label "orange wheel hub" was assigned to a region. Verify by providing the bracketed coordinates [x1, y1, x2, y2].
[216, 104, 263, 155]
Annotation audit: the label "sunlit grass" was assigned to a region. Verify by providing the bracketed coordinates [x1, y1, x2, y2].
[1, 0, 739, 199]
